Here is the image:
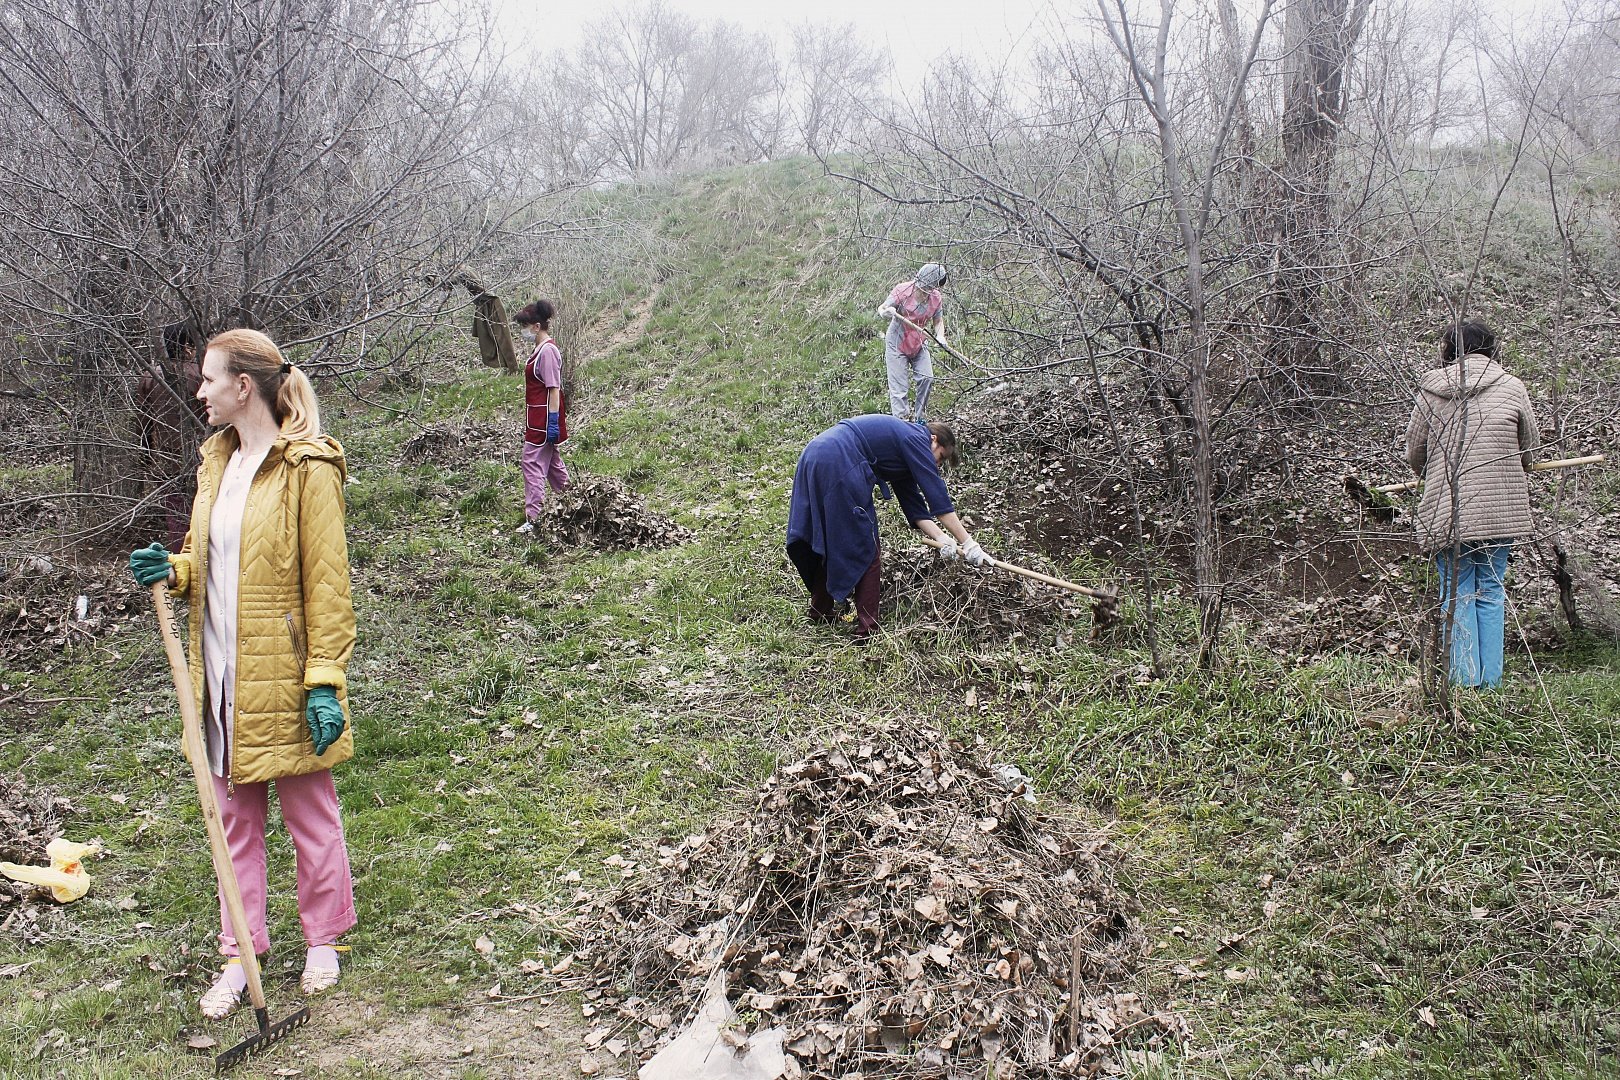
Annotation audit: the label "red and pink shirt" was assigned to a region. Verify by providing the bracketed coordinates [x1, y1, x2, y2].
[886, 282, 942, 358]
[524, 340, 568, 445]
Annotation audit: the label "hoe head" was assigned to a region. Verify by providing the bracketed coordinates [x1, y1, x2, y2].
[1090, 587, 1122, 634]
[214, 1004, 311, 1073]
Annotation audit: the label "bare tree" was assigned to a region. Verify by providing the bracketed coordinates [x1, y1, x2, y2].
[0, 0, 527, 540]
[790, 21, 893, 154]
[1262, 0, 1371, 388]
[833, 0, 1473, 668]
[567, 0, 784, 177]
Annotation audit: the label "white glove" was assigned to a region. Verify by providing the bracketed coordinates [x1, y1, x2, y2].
[962, 539, 991, 568]
[936, 537, 959, 560]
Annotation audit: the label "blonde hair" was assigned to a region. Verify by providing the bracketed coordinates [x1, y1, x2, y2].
[205, 328, 321, 440]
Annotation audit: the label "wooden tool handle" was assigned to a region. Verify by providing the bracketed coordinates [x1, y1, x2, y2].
[1374, 453, 1606, 495]
[151, 583, 268, 1012]
[917, 535, 1114, 601]
[893, 313, 977, 369]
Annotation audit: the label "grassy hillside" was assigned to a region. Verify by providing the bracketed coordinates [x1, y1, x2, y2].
[2, 159, 1618, 1079]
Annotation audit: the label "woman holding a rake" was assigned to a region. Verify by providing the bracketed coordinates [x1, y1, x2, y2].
[128, 328, 357, 1017]
[1405, 319, 1539, 689]
[877, 262, 947, 421]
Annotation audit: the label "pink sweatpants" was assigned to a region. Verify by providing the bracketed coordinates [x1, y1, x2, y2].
[211, 770, 356, 957]
[521, 440, 569, 520]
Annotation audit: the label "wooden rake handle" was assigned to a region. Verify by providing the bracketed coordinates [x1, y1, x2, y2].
[892, 313, 982, 371]
[151, 583, 269, 1014]
[917, 535, 1118, 603]
[1375, 453, 1606, 496]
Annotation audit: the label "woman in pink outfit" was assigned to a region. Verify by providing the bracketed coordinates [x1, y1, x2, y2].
[513, 299, 569, 533]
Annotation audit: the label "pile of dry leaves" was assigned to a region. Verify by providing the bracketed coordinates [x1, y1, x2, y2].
[562, 721, 1181, 1077]
[883, 542, 1111, 643]
[531, 473, 694, 553]
[398, 420, 510, 467]
[0, 773, 74, 944]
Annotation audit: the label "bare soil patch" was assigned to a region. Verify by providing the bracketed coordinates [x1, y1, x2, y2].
[279, 994, 585, 1079]
[960, 382, 1619, 657]
[562, 720, 1182, 1078]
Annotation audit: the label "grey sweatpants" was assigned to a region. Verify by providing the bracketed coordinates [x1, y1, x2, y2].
[885, 329, 933, 420]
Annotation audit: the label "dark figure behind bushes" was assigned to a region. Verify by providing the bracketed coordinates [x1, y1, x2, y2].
[135, 322, 206, 548]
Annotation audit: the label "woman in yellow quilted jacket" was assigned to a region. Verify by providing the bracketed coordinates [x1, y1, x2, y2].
[127, 328, 357, 1019]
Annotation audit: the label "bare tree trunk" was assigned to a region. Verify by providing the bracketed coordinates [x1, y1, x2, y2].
[1263, 0, 1369, 396]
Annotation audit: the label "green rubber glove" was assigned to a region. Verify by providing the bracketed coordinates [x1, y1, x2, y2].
[129, 543, 173, 587]
[306, 686, 345, 756]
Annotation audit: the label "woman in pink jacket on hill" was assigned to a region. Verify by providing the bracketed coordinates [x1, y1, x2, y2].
[513, 299, 569, 534]
[877, 263, 946, 421]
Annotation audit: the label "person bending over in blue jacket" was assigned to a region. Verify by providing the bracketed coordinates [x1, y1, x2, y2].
[786, 414, 989, 641]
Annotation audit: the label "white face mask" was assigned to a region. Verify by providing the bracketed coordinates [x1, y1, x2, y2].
[519, 328, 537, 343]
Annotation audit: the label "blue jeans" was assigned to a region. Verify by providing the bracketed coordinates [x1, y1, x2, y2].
[1436, 541, 1511, 688]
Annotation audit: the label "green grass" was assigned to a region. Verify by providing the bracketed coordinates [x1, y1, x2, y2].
[3, 159, 1618, 1078]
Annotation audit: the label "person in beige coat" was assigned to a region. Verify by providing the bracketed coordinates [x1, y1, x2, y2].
[1405, 320, 1539, 688]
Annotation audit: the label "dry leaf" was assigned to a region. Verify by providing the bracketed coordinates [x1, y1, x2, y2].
[1417, 1006, 1438, 1030]
[914, 895, 947, 923]
[819, 970, 850, 993]
[578, 1054, 601, 1076]
[187, 1034, 218, 1050]
[475, 936, 495, 956]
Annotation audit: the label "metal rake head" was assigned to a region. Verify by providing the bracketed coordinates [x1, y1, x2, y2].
[213, 1004, 311, 1073]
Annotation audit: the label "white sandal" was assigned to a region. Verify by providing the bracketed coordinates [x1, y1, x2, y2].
[199, 959, 245, 1020]
[300, 944, 347, 996]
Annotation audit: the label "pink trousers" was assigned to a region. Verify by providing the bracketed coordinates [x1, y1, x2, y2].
[521, 440, 569, 520]
[211, 770, 356, 957]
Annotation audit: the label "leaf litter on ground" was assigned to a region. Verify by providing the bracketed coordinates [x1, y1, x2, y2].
[558, 719, 1183, 1077]
[0, 773, 76, 944]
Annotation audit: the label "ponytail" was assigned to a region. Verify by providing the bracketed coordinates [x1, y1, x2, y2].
[276, 366, 321, 440]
